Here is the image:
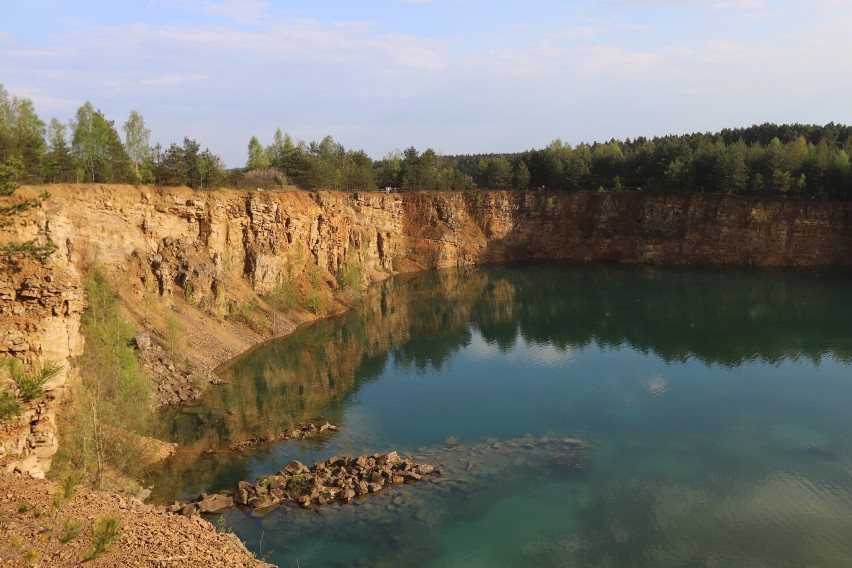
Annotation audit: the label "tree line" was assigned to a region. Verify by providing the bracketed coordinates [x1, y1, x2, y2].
[2, 83, 851, 200]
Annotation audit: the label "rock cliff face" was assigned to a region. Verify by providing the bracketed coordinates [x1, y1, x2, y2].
[2, 184, 851, 477]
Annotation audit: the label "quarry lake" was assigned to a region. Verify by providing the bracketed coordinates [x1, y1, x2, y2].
[152, 263, 852, 567]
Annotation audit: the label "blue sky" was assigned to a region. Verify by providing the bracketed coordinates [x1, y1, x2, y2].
[2, 0, 851, 167]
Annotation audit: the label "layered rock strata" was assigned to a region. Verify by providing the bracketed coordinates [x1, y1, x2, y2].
[2, 184, 851, 478]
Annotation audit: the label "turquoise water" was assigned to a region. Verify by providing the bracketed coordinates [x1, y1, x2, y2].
[153, 264, 852, 567]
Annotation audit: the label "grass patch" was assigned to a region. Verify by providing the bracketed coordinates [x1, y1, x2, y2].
[164, 313, 181, 354]
[230, 298, 271, 334]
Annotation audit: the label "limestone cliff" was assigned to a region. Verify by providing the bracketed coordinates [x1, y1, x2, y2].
[1, 184, 851, 477]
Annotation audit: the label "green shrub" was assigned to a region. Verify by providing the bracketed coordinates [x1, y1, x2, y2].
[0, 239, 58, 261]
[231, 298, 271, 334]
[0, 389, 22, 422]
[336, 257, 363, 291]
[303, 264, 330, 314]
[83, 515, 121, 561]
[267, 279, 300, 311]
[4, 358, 62, 402]
[59, 518, 82, 543]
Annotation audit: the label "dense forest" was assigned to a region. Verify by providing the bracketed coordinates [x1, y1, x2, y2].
[2, 83, 851, 200]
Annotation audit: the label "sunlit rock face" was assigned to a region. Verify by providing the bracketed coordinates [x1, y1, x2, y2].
[3, 183, 851, 477]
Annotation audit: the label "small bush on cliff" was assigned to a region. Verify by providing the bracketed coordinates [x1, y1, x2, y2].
[336, 257, 363, 292]
[0, 191, 57, 262]
[304, 264, 331, 314]
[4, 358, 62, 402]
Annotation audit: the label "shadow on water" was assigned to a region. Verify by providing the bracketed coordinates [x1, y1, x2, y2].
[148, 264, 852, 502]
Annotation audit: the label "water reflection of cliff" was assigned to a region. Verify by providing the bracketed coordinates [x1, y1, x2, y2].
[152, 264, 852, 497]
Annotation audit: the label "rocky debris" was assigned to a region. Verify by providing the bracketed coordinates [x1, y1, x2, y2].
[137, 342, 214, 406]
[169, 492, 236, 516]
[0, 473, 272, 567]
[234, 451, 438, 512]
[229, 419, 339, 451]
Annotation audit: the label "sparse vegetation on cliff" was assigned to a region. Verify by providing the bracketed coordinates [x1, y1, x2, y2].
[4, 358, 62, 402]
[53, 267, 157, 490]
[0, 358, 61, 426]
[0, 190, 57, 262]
[0, 389, 21, 423]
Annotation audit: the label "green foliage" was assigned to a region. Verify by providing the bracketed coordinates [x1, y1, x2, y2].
[25, 548, 39, 564]
[0, 191, 55, 262]
[246, 135, 270, 170]
[4, 358, 62, 402]
[287, 474, 311, 496]
[164, 313, 181, 354]
[231, 298, 271, 334]
[0, 190, 50, 228]
[0, 156, 23, 196]
[0, 84, 46, 186]
[44, 118, 75, 183]
[83, 515, 121, 561]
[0, 239, 57, 262]
[53, 266, 155, 489]
[154, 137, 226, 189]
[4, 82, 852, 199]
[336, 256, 364, 292]
[0, 358, 62, 422]
[71, 101, 134, 183]
[59, 518, 82, 543]
[214, 513, 233, 534]
[267, 279, 300, 311]
[304, 264, 330, 314]
[0, 389, 22, 422]
[122, 110, 151, 182]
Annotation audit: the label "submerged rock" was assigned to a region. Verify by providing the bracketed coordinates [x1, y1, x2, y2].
[806, 444, 838, 460]
[229, 419, 340, 452]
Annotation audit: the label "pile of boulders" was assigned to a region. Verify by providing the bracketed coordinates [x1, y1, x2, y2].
[229, 420, 339, 451]
[235, 451, 438, 510]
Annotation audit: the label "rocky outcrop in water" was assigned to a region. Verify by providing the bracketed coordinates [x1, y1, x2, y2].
[235, 451, 437, 511]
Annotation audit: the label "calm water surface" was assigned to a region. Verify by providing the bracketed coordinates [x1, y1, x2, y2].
[152, 264, 852, 567]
